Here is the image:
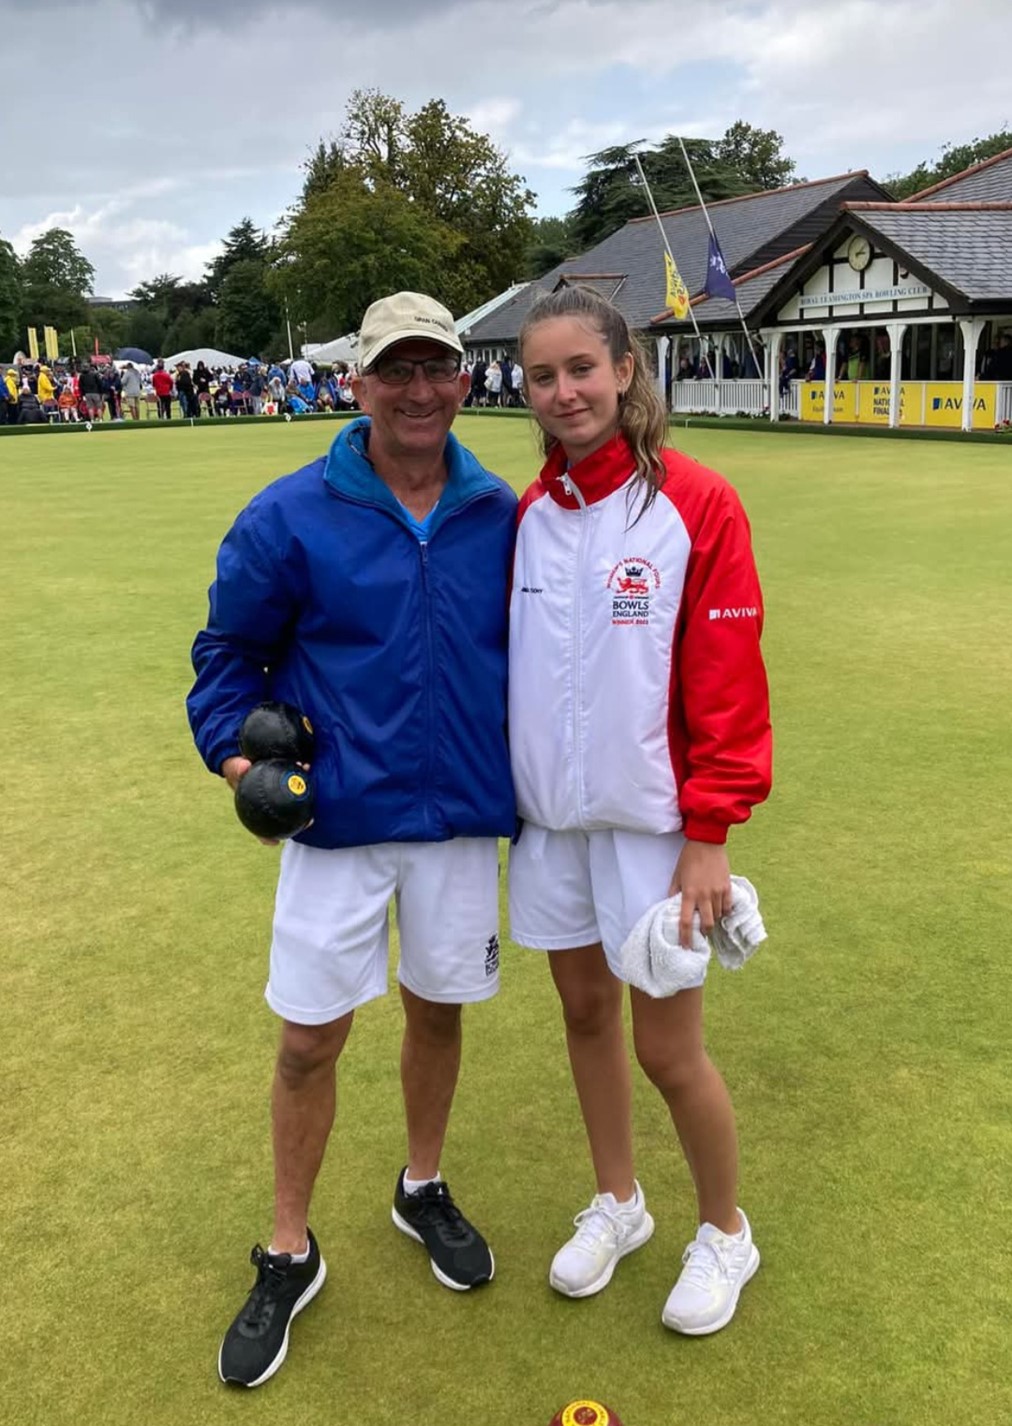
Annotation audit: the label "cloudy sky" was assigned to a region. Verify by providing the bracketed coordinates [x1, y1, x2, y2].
[2, 0, 1009, 297]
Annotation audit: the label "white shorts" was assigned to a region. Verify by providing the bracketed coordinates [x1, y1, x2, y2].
[266, 838, 501, 1025]
[508, 824, 685, 979]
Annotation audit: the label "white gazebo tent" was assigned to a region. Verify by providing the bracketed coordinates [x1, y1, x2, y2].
[160, 347, 247, 368]
[305, 334, 358, 365]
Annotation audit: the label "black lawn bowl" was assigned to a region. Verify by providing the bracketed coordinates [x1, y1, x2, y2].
[235, 760, 315, 840]
[239, 702, 315, 764]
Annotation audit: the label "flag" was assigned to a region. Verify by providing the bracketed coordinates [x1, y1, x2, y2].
[664, 251, 690, 319]
[704, 232, 736, 302]
[44, 326, 59, 360]
[27, 326, 39, 360]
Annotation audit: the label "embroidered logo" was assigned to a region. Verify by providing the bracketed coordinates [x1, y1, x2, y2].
[708, 607, 758, 620]
[606, 557, 661, 625]
[484, 933, 500, 977]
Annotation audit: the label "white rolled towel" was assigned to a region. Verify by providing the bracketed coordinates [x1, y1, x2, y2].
[620, 875, 767, 998]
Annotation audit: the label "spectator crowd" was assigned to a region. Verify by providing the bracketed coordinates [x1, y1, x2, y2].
[0, 354, 363, 426]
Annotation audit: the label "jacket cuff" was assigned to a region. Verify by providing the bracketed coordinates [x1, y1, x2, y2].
[681, 817, 728, 845]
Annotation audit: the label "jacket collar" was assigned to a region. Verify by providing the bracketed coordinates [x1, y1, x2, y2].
[323, 416, 499, 528]
[540, 432, 637, 509]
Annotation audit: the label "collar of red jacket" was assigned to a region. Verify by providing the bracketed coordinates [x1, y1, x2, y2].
[540, 432, 638, 508]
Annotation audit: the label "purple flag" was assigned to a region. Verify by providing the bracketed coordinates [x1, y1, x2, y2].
[704, 232, 736, 301]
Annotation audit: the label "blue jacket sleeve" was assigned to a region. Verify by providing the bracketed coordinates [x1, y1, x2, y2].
[186, 506, 299, 775]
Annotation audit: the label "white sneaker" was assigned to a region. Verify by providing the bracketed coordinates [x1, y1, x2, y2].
[661, 1208, 760, 1335]
[549, 1182, 655, 1298]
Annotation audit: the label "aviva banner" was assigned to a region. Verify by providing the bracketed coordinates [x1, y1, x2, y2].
[800, 380, 997, 428]
[799, 382, 857, 422]
[922, 382, 996, 430]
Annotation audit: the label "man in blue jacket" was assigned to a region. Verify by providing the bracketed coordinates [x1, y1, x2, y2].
[187, 292, 517, 1389]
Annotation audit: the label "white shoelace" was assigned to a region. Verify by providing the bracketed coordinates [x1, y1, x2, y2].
[679, 1235, 733, 1287]
[570, 1205, 624, 1253]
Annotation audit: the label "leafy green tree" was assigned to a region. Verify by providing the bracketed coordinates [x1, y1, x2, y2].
[716, 121, 796, 191]
[124, 306, 169, 358]
[295, 90, 535, 315]
[215, 259, 281, 355]
[20, 228, 94, 332]
[524, 214, 580, 278]
[0, 236, 22, 360]
[886, 129, 1012, 199]
[275, 169, 464, 336]
[163, 307, 216, 357]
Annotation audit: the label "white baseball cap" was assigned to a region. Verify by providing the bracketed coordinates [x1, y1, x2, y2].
[358, 291, 463, 371]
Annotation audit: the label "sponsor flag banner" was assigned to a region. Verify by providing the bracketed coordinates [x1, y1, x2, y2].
[27, 326, 39, 360]
[44, 326, 59, 360]
[664, 252, 690, 319]
[704, 233, 736, 302]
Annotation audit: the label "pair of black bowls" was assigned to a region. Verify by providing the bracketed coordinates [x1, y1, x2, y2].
[234, 702, 316, 840]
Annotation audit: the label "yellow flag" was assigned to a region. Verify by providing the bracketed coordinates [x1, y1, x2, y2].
[27, 326, 39, 360]
[45, 326, 59, 360]
[664, 252, 690, 319]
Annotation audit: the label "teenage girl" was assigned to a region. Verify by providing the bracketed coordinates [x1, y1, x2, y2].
[508, 285, 772, 1335]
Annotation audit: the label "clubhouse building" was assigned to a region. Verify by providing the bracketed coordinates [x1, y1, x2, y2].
[462, 149, 1012, 432]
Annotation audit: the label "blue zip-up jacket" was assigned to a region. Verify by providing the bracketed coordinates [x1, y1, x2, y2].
[187, 417, 517, 848]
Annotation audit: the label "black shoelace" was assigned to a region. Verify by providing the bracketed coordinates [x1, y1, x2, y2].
[410, 1183, 472, 1242]
[241, 1245, 291, 1327]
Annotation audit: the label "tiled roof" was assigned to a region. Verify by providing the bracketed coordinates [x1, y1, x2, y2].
[905, 147, 1012, 204]
[463, 172, 889, 344]
[849, 205, 1012, 301]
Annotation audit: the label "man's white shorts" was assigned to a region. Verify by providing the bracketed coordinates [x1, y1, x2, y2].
[266, 838, 501, 1025]
[508, 824, 685, 979]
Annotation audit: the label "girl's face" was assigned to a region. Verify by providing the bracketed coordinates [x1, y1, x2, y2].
[522, 316, 633, 465]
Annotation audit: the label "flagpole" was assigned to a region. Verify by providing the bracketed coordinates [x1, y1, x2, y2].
[675, 136, 762, 378]
[632, 152, 715, 378]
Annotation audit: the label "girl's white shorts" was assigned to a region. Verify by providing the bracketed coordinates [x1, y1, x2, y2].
[266, 837, 501, 1025]
[509, 824, 685, 979]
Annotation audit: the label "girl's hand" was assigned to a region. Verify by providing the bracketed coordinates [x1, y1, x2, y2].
[669, 840, 732, 949]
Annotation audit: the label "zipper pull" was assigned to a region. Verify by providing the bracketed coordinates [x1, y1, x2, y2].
[561, 473, 573, 496]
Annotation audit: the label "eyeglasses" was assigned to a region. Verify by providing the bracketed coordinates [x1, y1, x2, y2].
[370, 355, 461, 386]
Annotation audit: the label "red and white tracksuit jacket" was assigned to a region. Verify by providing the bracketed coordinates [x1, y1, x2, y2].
[509, 434, 772, 845]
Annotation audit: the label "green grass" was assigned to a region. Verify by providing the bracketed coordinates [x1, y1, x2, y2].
[2, 418, 1010, 1426]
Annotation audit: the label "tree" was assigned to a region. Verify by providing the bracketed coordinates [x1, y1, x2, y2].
[205, 218, 271, 302]
[886, 128, 1012, 199]
[570, 125, 796, 251]
[127, 272, 214, 356]
[524, 214, 580, 279]
[20, 227, 94, 333]
[294, 90, 535, 315]
[215, 259, 281, 356]
[716, 121, 796, 192]
[275, 168, 464, 337]
[0, 236, 22, 360]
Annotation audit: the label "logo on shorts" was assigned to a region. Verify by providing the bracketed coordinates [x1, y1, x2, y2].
[484, 933, 500, 977]
[606, 556, 661, 625]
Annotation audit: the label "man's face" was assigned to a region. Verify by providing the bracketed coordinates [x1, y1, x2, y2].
[353, 339, 468, 461]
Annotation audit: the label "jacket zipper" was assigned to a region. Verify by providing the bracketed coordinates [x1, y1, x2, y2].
[418, 539, 436, 837]
[561, 472, 590, 824]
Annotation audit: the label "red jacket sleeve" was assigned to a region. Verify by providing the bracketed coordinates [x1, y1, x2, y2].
[664, 462, 772, 844]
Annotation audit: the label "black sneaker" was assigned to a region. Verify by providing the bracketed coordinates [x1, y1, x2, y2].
[391, 1169, 494, 1291]
[217, 1229, 327, 1387]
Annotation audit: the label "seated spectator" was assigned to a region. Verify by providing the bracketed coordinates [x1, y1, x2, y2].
[296, 379, 317, 409]
[58, 385, 79, 422]
[286, 384, 312, 415]
[18, 383, 45, 423]
[213, 382, 232, 416]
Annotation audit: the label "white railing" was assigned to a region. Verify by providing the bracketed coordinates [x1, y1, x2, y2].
[998, 382, 1012, 424]
[669, 379, 768, 417]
